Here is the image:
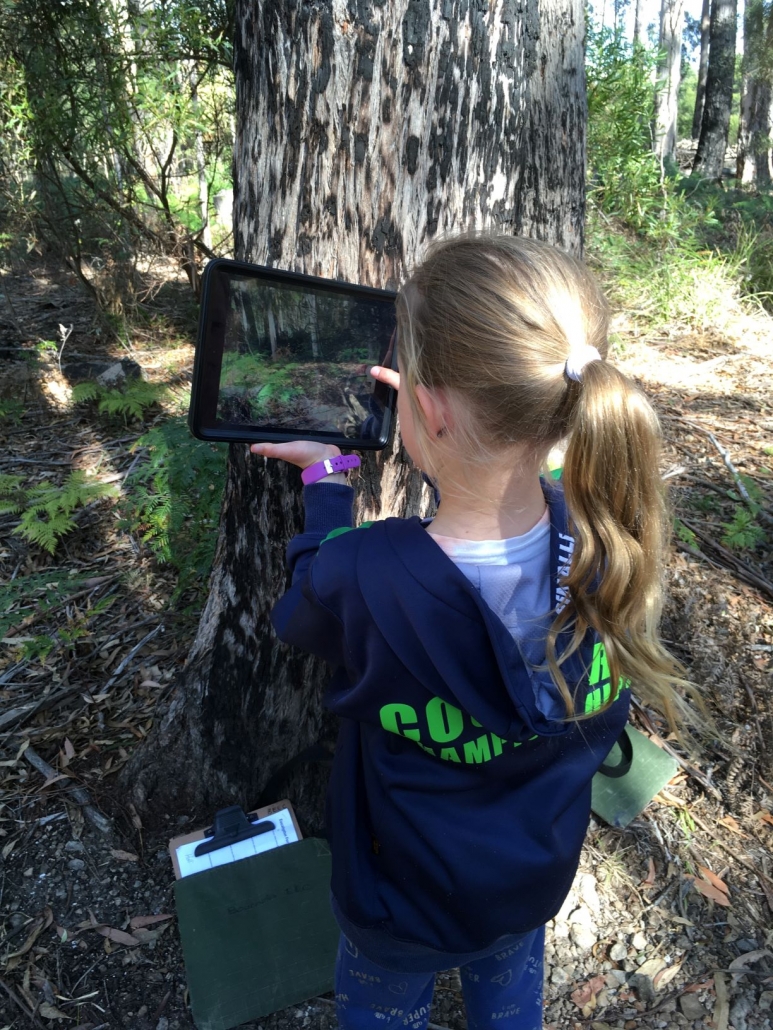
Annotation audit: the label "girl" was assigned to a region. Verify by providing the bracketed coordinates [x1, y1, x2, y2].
[251, 234, 687, 1030]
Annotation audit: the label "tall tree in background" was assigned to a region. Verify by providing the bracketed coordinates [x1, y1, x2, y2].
[654, 0, 686, 163]
[691, 0, 712, 139]
[737, 0, 773, 184]
[633, 0, 651, 46]
[693, 0, 738, 178]
[124, 0, 588, 831]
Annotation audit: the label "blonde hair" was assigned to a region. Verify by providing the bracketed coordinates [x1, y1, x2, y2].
[398, 233, 695, 734]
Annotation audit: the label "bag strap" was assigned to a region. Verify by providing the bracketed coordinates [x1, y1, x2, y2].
[597, 727, 634, 779]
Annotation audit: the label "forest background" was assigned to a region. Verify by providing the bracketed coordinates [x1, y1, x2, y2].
[0, 0, 772, 1028]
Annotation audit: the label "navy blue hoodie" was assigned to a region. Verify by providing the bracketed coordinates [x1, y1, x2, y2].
[271, 481, 629, 966]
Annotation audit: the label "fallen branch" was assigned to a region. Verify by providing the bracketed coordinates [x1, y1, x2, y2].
[680, 520, 773, 602]
[22, 746, 112, 835]
[706, 432, 773, 528]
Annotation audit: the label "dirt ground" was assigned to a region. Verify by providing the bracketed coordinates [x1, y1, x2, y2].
[0, 257, 771, 1030]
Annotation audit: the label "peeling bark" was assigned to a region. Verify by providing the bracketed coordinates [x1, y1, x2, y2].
[123, 0, 587, 834]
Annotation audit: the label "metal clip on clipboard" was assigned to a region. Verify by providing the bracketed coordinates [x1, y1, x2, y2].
[194, 805, 275, 857]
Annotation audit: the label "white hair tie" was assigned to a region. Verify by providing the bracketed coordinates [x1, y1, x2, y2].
[564, 345, 602, 383]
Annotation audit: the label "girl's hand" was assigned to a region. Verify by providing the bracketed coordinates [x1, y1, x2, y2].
[370, 365, 400, 391]
[249, 441, 341, 469]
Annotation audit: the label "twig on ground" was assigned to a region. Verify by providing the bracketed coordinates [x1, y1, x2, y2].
[22, 746, 112, 834]
[631, 699, 722, 801]
[0, 977, 47, 1029]
[706, 432, 773, 528]
[680, 520, 773, 602]
[686, 808, 773, 888]
[675, 540, 723, 571]
[102, 623, 164, 694]
[3, 575, 118, 639]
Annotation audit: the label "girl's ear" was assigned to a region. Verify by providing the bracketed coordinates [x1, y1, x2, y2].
[415, 384, 453, 438]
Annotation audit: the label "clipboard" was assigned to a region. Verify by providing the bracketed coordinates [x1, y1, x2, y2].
[170, 801, 339, 1030]
[591, 726, 678, 828]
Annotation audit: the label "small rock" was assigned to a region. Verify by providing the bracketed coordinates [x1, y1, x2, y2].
[67, 859, 86, 871]
[577, 872, 601, 915]
[679, 994, 706, 1020]
[759, 992, 773, 1012]
[631, 932, 647, 951]
[64, 840, 84, 852]
[138, 1006, 148, 1017]
[629, 972, 657, 1005]
[10, 912, 26, 930]
[610, 942, 628, 962]
[156, 1019, 169, 1030]
[571, 924, 597, 951]
[551, 967, 569, 986]
[736, 938, 759, 953]
[552, 920, 570, 939]
[23, 868, 33, 877]
[730, 995, 754, 1030]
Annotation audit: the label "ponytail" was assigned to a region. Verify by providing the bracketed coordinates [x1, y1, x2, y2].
[548, 361, 700, 736]
[397, 231, 702, 739]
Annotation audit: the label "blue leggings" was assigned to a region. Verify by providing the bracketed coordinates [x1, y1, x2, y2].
[334, 926, 545, 1029]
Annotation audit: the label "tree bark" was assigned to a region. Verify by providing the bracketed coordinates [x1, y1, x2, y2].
[122, 0, 588, 834]
[633, 0, 650, 47]
[691, 0, 712, 139]
[692, 0, 738, 179]
[736, 0, 773, 184]
[654, 0, 686, 164]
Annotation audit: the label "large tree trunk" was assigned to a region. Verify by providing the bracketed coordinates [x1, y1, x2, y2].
[693, 0, 738, 179]
[123, 0, 588, 834]
[691, 0, 712, 139]
[653, 0, 686, 164]
[736, 0, 773, 185]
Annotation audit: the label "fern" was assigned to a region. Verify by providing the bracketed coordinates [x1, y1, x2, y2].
[0, 474, 26, 514]
[72, 379, 167, 421]
[720, 509, 766, 551]
[11, 471, 118, 554]
[0, 398, 24, 424]
[674, 519, 697, 549]
[119, 417, 226, 601]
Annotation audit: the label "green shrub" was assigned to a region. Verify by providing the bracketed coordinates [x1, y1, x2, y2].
[119, 416, 227, 602]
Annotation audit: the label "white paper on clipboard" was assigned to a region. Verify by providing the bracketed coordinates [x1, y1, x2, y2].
[171, 804, 301, 879]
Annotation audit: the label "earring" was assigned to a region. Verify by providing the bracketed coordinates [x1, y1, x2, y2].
[436, 427, 447, 439]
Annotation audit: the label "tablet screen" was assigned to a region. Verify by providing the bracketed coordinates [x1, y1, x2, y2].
[190, 260, 397, 447]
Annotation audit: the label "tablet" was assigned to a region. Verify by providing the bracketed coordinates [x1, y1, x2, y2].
[189, 259, 398, 448]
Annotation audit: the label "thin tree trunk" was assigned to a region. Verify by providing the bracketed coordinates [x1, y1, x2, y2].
[654, 0, 686, 164]
[189, 63, 213, 251]
[633, 0, 650, 46]
[122, 0, 588, 832]
[736, 0, 773, 184]
[691, 0, 712, 139]
[693, 0, 739, 179]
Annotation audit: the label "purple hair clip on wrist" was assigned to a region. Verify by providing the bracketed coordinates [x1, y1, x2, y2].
[301, 454, 361, 485]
